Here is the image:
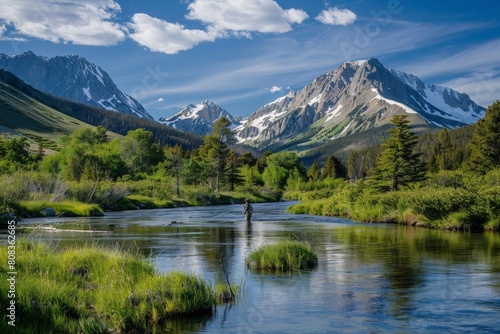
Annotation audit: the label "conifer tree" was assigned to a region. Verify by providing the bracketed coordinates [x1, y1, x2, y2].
[199, 117, 235, 192]
[438, 128, 452, 170]
[307, 160, 321, 181]
[370, 115, 427, 191]
[225, 150, 244, 191]
[467, 101, 500, 174]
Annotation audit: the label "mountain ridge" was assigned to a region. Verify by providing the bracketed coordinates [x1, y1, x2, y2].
[0, 51, 153, 120]
[159, 100, 241, 135]
[234, 58, 485, 151]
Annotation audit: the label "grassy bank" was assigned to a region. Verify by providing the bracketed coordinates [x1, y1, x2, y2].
[286, 171, 500, 231]
[246, 240, 318, 271]
[0, 241, 217, 333]
[15, 200, 104, 217]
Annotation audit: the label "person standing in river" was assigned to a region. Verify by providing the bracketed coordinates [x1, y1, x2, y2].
[243, 198, 253, 224]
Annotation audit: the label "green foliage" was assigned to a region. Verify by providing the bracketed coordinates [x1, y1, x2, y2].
[0, 241, 216, 333]
[307, 160, 321, 181]
[287, 168, 500, 231]
[225, 150, 244, 191]
[120, 128, 163, 175]
[467, 100, 500, 174]
[262, 151, 306, 190]
[197, 117, 236, 192]
[370, 115, 427, 191]
[17, 200, 103, 217]
[246, 239, 318, 271]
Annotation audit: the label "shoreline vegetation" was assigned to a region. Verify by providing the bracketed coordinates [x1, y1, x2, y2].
[0, 240, 236, 333]
[284, 169, 500, 231]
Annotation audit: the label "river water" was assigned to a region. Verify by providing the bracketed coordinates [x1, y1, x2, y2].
[20, 201, 500, 333]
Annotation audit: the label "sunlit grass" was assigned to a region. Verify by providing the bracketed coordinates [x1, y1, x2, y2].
[0, 240, 217, 333]
[17, 200, 103, 217]
[246, 240, 318, 271]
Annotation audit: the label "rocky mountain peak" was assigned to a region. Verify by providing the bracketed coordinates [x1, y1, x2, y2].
[0, 51, 153, 120]
[159, 100, 240, 136]
[235, 58, 485, 149]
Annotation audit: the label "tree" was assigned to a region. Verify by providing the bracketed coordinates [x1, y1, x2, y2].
[120, 129, 163, 175]
[225, 150, 244, 191]
[307, 160, 321, 181]
[370, 115, 427, 191]
[467, 101, 500, 174]
[262, 152, 306, 190]
[438, 128, 452, 171]
[164, 145, 185, 197]
[181, 156, 211, 186]
[323, 154, 346, 179]
[199, 117, 236, 191]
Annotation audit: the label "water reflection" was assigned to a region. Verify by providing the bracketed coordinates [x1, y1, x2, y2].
[15, 203, 500, 333]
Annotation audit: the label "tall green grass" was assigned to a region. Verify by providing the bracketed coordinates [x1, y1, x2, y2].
[246, 240, 318, 271]
[0, 240, 216, 333]
[17, 200, 104, 217]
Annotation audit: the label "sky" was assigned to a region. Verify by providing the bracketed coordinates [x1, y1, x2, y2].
[0, 0, 499, 120]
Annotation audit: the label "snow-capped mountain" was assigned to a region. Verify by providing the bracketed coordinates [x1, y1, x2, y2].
[159, 100, 241, 135]
[0, 51, 153, 120]
[235, 58, 485, 148]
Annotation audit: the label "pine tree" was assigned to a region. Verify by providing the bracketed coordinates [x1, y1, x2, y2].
[370, 115, 427, 191]
[225, 150, 244, 191]
[323, 154, 344, 179]
[467, 101, 500, 174]
[199, 117, 236, 192]
[307, 160, 321, 181]
[438, 128, 452, 170]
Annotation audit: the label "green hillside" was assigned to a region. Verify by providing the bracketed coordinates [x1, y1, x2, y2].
[0, 70, 110, 149]
[0, 69, 204, 151]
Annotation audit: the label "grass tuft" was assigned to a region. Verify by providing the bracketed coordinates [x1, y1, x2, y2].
[246, 239, 318, 272]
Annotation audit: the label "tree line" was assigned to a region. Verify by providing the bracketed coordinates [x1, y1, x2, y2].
[1, 101, 499, 219]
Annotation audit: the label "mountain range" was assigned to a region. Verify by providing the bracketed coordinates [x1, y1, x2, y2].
[158, 100, 242, 135]
[0, 51, 487, 158]
[0, 51, 153, 120]
[164, 58, 484, 153]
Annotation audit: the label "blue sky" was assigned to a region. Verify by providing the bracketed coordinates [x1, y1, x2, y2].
[0, 0, 499, 120]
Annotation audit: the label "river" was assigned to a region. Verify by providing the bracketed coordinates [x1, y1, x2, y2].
[19, 201, 500, 333]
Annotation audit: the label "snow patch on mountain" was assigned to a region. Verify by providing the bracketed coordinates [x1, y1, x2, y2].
[370, 88, 418, 114]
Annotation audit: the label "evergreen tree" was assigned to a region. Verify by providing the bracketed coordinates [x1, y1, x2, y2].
[370, 115, 427, 191]
[323, 154, 345, 179]
[307, 160, 321, 181]
[438, 128, 452, 171]
[198, 117, 236, 192]
[467, 101, 500, 174]
[225, 150, 244, 191]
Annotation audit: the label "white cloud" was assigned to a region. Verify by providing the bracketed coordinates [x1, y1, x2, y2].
[129, 13, 217, 54]
[270, 85, 282, 93]
[186, 0, 308, 33]
[158, 97, 164, 102]
[0, 0, 125, 45]
[316, 7, 356, 26]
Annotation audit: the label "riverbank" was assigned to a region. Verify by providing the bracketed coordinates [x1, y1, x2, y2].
[2, 189, 278, 222]
[0, 240, 231, 333]
[285, 172, 500, 231]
